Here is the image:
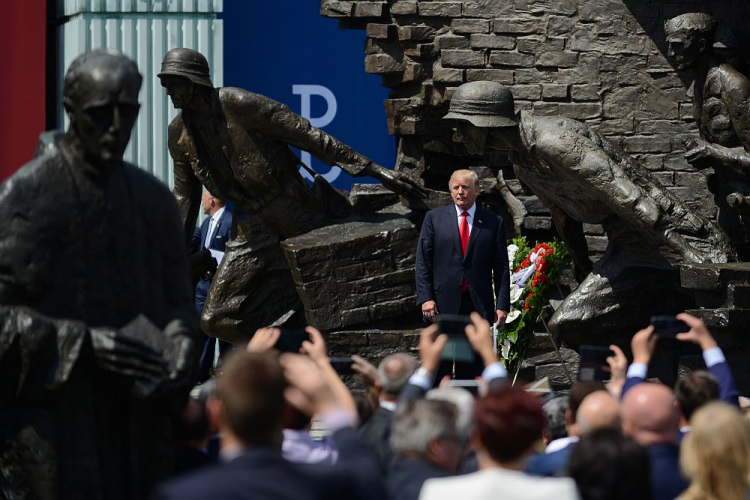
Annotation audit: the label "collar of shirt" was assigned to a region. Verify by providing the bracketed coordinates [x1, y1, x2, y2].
[379, 400, 397, 412]
[211, 206, 226, 224]
[545, 435, 579, 454]
[454, 203, 476, 221]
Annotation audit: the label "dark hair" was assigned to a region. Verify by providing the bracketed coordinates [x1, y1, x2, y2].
[352, 390, 375, 426]
[674, 370, 719, 421]
[569, 381, 606, 423]
[474, 386, 544, 462]
[216, 351, 286, 445]
[568, 428, 652, 500]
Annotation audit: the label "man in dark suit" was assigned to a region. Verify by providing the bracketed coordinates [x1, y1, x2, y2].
[188, 190, 235, 382]
[358, 353, 417, 472]
[416, 169, 510, 379]
[416, 169, 510, 325]
[151, 351, 386, 500]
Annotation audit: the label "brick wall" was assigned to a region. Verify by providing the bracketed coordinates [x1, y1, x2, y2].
[321, 0, 750, 252]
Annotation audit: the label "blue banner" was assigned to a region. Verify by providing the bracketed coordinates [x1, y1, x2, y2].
[220, 2, 395, 190]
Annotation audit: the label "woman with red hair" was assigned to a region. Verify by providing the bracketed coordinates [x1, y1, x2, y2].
[419, 386, 580, 500]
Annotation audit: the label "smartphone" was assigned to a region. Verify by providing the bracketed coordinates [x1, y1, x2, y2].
[436, 314, 475, 363]
[650, 316, 689, 339]
[274, 329, 309, 353]
[330, 357, 355, 376]
[578, 345, 615, 382]
[445, 379, 487, 397]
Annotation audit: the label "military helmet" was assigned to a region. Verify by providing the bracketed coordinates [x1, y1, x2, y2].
[443, 81, 518, 128]
[158, 48, 213, 88]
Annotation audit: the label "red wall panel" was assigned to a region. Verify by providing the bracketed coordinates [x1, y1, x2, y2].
[0, 0, 46, 181]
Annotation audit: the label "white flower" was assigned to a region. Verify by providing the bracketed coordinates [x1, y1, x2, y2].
[507, 244, 518, 270]
[505, 309, 521, 324]
[510, 285, 525, 304]
[501, 339, 512, 360]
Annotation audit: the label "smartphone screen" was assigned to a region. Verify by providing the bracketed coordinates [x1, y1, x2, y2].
[578, 345, 615, 382]
[650, 316, 689, 338]
[329, 357, 355, 376]
[436, 314, 475, 363]
[275, 329, 309, 353]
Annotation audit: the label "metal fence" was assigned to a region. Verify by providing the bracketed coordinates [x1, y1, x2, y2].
[57, 0, 223, 188]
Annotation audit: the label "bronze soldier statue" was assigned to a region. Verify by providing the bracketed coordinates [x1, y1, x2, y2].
[158, 48, 425, 344]
[665, 13, 750, 257]
[443, 81, 735, 347]
[0, 50, 199, 499]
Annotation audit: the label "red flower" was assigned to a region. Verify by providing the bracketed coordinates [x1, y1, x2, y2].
[524, 303, 529, 310]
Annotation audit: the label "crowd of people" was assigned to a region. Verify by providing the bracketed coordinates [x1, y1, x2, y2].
[152, 311, 749, 500]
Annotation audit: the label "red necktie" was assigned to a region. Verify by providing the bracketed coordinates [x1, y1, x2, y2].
[460, 211, 469, 292]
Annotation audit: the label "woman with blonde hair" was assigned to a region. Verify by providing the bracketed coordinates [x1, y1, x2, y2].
[679, 401, 750, 500]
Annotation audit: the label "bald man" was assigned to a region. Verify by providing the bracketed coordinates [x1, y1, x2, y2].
[622, 383, 688, 500]
[576, 391, 621, 434]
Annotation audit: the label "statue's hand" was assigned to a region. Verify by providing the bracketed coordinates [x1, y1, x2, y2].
[90, 327, 170, 394]
[684, 137, 718, 169]
[368, 163, 428, 198]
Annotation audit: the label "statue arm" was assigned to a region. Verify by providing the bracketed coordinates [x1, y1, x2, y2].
[236, 91, 426, 197]
[535, 189, 592, 281]
[168, 119, 201, 244]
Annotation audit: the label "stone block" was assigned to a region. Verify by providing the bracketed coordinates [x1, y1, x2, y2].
[398, 25, 435, 41]
[365, 53, 404, 74]
[653, 172, 674, 186]
[433, 65, 465, 83]
[593, 118, 634, 135]
[559, 102, 602, 120]
[282, 216, 419, 330]
[470, 34, 515, 50]
[350, 184, 400, 213]
[523, 216, 552, 231]
[435, 34, 470, 50]
[321, 0, 354, 17]
[509, 84, 542, 100]
[571, 84, 599, 101]
[585, 235, 609, 253]
[603, 86, 638, 119]
[583, 223, 605, 235]
[674, 172, 707, 191]
[533, 102, 559, 116]
[466, 69, 514, 84]
[662, 154, 692, 172]
[679, 102, 695, 122]
[354, 2, 386, 17]
[557, 54, 600, 84]
[489, 51, 534, 67]
[681, 263, 750, 292]
[403, 44, 437, 59]
[494, 15, 544, 34]
[518, 195, 547, 214]
[536, 50, 578, 68]
[547, 14, 575, 36]
[622, 135, 672, 153]
[442, 49, 486, 68]
[451, 18, 491, 34]
[517, 36, 541, 54]
[418, 2, 461, 17]
[366, 23, 397, 40]
[390, 1, 418, 15]
[542, 84, 568, 100]
[516, 68, 557, 84]
[462, 0, 514, 18]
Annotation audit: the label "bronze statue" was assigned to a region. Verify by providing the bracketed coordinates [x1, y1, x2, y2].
[159, 48, 425, 344]
[0, 50, 200, 499]
[444, 81, 736, 346]
[665, 14, 750, 257]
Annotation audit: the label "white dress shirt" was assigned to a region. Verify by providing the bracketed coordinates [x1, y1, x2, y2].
[454, 203, 476, 235]
[204, 206, 226, 249]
